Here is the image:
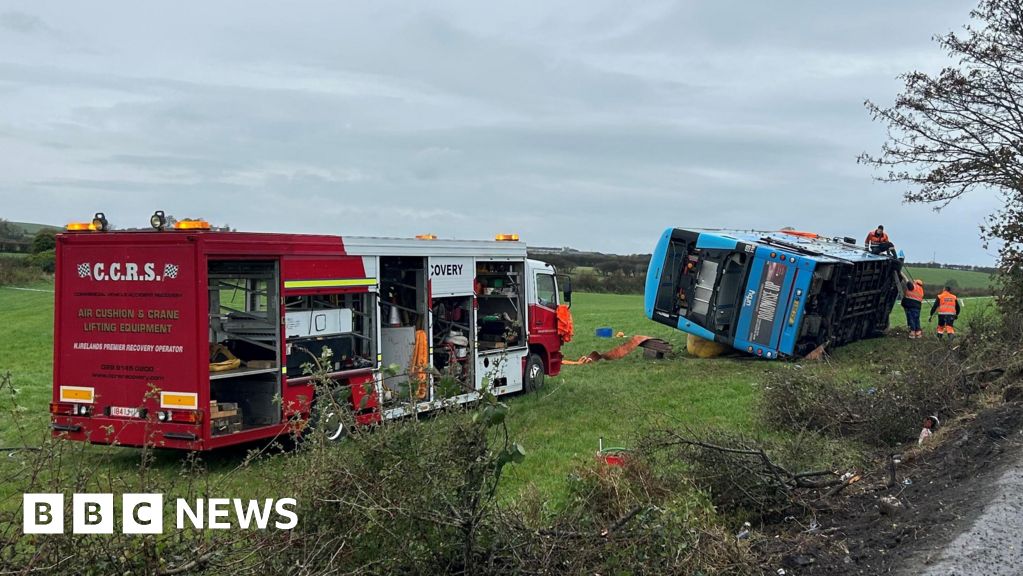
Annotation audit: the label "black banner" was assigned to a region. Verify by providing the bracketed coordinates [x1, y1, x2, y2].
[749, 261, 787, 346]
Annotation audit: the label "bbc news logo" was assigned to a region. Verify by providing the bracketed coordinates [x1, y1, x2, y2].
[23, 494, 298, 534]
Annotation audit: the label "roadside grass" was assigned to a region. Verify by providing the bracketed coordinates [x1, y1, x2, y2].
[0, 281, 997, 509]
[0, 282, 55, 443]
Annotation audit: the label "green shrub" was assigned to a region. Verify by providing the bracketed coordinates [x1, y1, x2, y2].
[759, 342, 979, 447]
[0, 255, 48, 285]
[26, 249, 55, 273]
[31, 229, 56, 254]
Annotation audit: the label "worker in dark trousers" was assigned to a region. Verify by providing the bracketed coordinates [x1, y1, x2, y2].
[865, 225, 895, 255]
[902, 279, 924, 338]
[930, 286, 961, 338]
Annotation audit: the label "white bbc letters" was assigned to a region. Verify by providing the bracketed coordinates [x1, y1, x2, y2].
[72, 493, 114, 534]
[23, 494, 64, 534]
[123, 494, 163, 534]
[23, 494, 298, 533]
[176, 498, 203, 529]
[207, 498, 231, 529]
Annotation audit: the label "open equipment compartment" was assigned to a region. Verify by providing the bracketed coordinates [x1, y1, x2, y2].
[379, 256, 429, 403]
[475, 259, 527, 392]
[431, 295, 474, 389]
[207, 259, 281, 434]
[284, 293, 376, 375]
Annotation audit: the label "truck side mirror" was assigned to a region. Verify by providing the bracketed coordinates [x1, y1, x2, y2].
[558, 274, 572, 309]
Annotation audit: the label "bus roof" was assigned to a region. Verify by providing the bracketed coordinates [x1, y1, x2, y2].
[691, 228, 893, 264]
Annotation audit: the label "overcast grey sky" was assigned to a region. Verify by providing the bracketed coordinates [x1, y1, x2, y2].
[0, 0, 1002, 264]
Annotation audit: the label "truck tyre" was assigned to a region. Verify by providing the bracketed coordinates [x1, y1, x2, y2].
[308, 391, 349, 442]
[525, 353, 545, 392]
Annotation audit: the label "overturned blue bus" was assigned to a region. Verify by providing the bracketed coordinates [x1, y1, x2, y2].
[644, 228, 904, 359]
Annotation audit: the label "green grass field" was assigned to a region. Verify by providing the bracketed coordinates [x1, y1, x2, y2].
[0, 282, 996, 505]
[904, 266, 993, 290]
[4, 221, 60, 236]
[0, 283, 55, 442]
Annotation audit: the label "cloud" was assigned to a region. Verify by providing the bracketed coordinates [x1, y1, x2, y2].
[0, 0, 996, 264]
[0, 11, 50, 35]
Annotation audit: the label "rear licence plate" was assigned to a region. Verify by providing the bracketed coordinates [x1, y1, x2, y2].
[110, 406, 141, 418]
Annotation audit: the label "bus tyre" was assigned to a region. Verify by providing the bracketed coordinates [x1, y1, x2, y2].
[525, 354, 545, 392]
[309, 391, 349, 442]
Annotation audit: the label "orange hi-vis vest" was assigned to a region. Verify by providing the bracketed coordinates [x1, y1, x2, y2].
[866, 231, 889, 245]
[905, 283, 924, 302]
[936, 290, 957, 315]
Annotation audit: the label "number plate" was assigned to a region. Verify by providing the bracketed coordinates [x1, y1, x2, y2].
[110, 406, 141, 418]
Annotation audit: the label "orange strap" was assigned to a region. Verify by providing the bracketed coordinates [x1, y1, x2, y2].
[779, 229, 819, 239]
[563, 335, 654, 365]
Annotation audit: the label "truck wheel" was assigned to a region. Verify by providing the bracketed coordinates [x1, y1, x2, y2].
[308, 392, 349, 442]
[525, 354, 545, 392]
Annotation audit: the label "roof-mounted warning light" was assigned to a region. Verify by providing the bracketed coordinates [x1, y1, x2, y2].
[173, 218, 211, 231]
[415, 234, 437, 240]
[495, 234, 519, 242]
[66, 212, 108, 232]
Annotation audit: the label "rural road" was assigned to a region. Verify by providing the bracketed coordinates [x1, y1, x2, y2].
[916, 461, 1023, 575]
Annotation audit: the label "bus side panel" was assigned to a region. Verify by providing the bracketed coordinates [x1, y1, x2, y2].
[53, 240, 201, 446]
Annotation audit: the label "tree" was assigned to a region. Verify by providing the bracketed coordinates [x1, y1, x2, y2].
[0, 219, 22, 240]
[859, 0, 1023, 288]
[31, 229, 56, 253]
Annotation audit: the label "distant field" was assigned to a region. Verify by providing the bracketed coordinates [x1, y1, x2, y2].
[5, 221, 60, 236]
[0, 280, 996, 506]
[904, 266, 993, 291]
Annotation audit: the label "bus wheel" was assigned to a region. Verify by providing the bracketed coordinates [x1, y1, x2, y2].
[525, 354, 545, 392]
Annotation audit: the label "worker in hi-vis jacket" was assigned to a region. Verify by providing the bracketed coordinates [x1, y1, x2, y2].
[902, 279, 924, 339]
[930, 286, 961, 338]
[865, 225, 895, 255]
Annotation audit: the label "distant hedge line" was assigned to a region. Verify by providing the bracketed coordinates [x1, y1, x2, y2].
[0, 251, 54, 285]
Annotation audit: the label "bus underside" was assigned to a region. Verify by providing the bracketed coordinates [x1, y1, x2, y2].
[793, 258, 903, 356]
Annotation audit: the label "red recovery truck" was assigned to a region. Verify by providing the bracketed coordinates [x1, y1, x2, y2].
[50, 218, 571, 450]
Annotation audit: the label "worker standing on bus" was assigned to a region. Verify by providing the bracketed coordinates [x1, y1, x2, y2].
[865, 225, 894, 255]
[929, 286, 961, 338]
[902, 279, 924, 339]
